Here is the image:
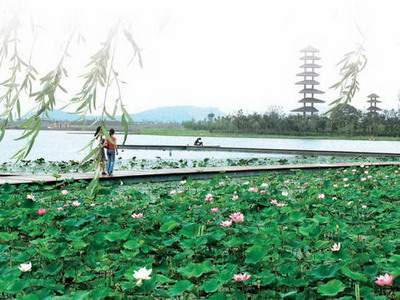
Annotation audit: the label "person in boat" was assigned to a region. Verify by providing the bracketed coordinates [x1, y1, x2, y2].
[94, 126, 107, 175]
[104, 128, 118, 176]
[194, 137, 203, 146]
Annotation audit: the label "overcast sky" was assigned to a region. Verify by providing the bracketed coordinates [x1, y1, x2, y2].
[2, 0, 400, 114]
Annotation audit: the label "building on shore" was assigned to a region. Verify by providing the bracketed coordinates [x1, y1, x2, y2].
[367, 93, 382, 114]
[292, 45, 325, 116]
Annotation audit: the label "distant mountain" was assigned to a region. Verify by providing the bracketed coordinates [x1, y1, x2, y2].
[41, 110, 82, 121]
[23, 110, 82, 121]
[131, 106, 225, 123]
[33, 106, 225, 123]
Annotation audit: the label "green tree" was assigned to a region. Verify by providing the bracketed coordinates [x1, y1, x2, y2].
[0, 16, 142, 162]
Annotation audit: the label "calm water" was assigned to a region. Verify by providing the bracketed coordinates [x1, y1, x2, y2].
[1, 129, 400, 162]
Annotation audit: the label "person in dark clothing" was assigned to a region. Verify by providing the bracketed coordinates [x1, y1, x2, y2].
[194, 137, 203, 146]
[104, 128, 118, 176]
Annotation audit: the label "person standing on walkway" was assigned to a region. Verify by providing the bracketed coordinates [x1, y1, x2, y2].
[94, 126, 107, 175]
[105, 128, 118, 176]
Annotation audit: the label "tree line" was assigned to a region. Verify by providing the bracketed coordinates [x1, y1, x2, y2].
[183, 105, 400, 137]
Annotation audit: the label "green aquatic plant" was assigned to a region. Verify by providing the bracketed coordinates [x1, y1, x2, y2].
[0, 165, 399, 298]
[1, 155, 396, 175]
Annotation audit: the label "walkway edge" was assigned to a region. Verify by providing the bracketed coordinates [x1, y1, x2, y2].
[1, 161, 400, 185]
[119, 144, 400, 157]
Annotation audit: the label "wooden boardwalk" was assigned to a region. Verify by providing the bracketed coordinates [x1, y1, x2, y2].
[1, 161, 400, 186]
[119, 144, 400, 157]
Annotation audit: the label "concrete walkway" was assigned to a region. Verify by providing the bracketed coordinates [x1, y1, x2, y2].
[1, 161, 400, 185]
[119, 144, 400, 157]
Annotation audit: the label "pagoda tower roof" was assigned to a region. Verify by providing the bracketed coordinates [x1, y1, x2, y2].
[367, 106, 382, 111]
[300, 56, 321, 60]
[299, 88, 324, 94]
[300, 45, 319, 53]
[298, 98, 325, 103]
[296, 71, 319, 77]
[300, 63, 321, 68]
[291, 106, 319, 113]
[296, 79, 320, 85]
[367, 99, 382, 103]
[367, 93, 380, 98]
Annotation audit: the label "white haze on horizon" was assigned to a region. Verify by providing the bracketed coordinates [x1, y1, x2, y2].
[1, 0, 400, 115]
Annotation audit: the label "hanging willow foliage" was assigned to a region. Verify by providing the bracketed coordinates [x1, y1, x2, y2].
[329, 44, 367, 113]
[0, 16, 142, 196]
[0, 17, 38, 144]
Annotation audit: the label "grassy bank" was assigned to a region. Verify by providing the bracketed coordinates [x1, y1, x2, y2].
[133, 127, 400, 141]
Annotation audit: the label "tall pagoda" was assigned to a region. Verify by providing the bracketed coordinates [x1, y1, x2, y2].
[367, 93, 382, 114]
[292, 46, 324, 116]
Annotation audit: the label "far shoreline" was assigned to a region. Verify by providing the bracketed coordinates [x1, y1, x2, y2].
[6, 127, 400, 142]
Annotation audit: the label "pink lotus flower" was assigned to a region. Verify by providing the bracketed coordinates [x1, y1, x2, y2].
[362, 204, 368, 209]
[318, 193, 325, 199]
[72, 201, 81, 207]
[331, 242, 341, 252]
[37, 208, 46, 216]
[270, 199, 286, 207]
[131, 213, 144, 219]
[204, 193, 214, 202]
[248, 187, 258, 193]
[210, 207, 219, 213]
[61, 190, 69, 195]
[233, 273, 251, 282]
[232, 194, 239, 201]
[375, 273, 394, 286]
[57, 207, 63, 211]
[281, 191, 289, 196]
[230, 212, 244, 223]
[220, 220, 232, 227]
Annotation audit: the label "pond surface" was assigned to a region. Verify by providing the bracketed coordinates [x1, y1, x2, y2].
[1, 129, 400, 162]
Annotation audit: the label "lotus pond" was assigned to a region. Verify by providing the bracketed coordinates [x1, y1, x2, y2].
[1, 155, 399, 175]
[1, 165, 400, 299]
